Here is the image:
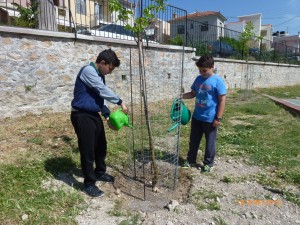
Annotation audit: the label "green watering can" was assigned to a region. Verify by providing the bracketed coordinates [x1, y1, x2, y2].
[109, 109, 133, 130]
[167, 98, 191, 132]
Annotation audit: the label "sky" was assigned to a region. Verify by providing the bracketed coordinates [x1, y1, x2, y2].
[166, 0, 300, 36]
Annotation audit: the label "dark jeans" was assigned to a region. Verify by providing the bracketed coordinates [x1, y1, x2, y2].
[187, 117, 217, 167]
[71, 111, 107, 186]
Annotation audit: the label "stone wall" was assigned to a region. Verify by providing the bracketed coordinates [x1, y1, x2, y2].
[214, 59, 300, 90]
[1, 26, 300, 119]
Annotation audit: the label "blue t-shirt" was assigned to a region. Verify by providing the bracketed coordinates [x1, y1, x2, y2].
[191, 74, 226, 122]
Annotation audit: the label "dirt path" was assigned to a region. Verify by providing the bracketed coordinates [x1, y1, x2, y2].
[48, 156, 300, 225]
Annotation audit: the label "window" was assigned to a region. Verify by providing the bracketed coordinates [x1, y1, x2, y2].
[54, 0, 65, 8]
[219, 22, 223, 37]
[177, 25, 185, 34]
[190, 23, 194, 29]
[53, 0, 60, 6]
[201, 21, 208, 31]
[95, 3, 103, 20]
[76, 0, 86, 15]
[58, 8, 66, 17]
[261, 30, 267, 37]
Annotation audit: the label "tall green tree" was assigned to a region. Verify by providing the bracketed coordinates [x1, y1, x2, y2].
[109, 0, 166, 188]
[238, 21, 255, 58]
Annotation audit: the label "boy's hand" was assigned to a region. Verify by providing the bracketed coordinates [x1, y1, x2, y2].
[212, 118, 222, 127]
[121, 102, 128, 114]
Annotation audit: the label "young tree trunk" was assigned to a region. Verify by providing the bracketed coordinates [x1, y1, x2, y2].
[38, 0, 57, 31]
[137, 39, 158, 187]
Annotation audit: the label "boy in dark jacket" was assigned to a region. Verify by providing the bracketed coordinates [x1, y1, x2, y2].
[71, 49, 128, 197]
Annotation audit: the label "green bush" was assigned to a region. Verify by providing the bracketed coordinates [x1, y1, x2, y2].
[11, 0, 39, 28]
[168, 34, 183, 46]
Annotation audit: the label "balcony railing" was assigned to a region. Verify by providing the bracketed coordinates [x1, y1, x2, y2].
[0, 0, 299, 64]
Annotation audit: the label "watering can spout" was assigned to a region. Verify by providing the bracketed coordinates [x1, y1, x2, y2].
[167, 123, 179, 132]
[124, 121, 133, 128]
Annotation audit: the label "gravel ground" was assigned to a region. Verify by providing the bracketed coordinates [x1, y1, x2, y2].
[44, 156, 300, 225]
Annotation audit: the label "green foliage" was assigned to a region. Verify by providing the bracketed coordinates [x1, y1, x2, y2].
[220, 37, 241, 54]
[277, 170, 300, 184]
[191, 189, 222, 211]
[108, 199, 123, 216]
[213, 216, 228, 225]
[27, 137, 43, 145]
[12, 0, 39, 28]
[1, 85, 300, 223]
[109, 0, 167, 188]
[195, 43, 212, 56]
[0, 161, 83, 224]
[109, 0, 165, 40]
[109, 0, 133, 21]
[58, 24, 75, 33]
[168, 34, 183, 46]
[253, 173, 281, 188]
[238, 21, 255, 57]
[108, 201, 141, 224]
[24, 84, 33, 92]
[119, 213, 140, 225]
[218, 24, 256, 60]
[254, 34, 264, 49]
[221, 175, 234, 183]
[285, 192, 300, 207]
[256, 85, 300, 98]
[219, 86, 300, 186]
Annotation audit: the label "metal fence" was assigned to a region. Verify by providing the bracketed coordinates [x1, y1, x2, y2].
[180, 19, 300, 65]
[0, 0, 187, 44]
[1, 0, 299, 64]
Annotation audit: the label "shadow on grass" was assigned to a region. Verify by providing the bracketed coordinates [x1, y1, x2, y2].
[44, 156, 83, 190]
[59, 135, 79, 153]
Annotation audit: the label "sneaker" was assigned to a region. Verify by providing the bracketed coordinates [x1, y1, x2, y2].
[201, 165, 213, 173]
[181, 160, 196, 168]
[96, 173, 115, 182]
[83, 184, 104, 197]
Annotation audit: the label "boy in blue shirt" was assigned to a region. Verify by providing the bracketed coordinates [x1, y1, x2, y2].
[182, 55, 226, 172]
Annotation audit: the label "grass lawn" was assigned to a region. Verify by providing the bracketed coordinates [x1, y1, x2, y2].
[179, 86, 300, 181]
[0, 85, 299, 224]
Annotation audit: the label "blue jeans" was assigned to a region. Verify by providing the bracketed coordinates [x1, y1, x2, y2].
[187, 117, 217, 167]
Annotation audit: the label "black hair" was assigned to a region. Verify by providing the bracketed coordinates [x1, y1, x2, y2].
[196, 55, 214, 68]
[96, 49, 120, 67]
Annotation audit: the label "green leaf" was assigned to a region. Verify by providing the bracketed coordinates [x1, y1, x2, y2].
[125, 24, 132, 30]
[109, 0, 166, 35]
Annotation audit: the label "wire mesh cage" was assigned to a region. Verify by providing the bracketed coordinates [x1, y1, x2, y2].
[105, 44, 187, 200]
[100, 1, 189, 200]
